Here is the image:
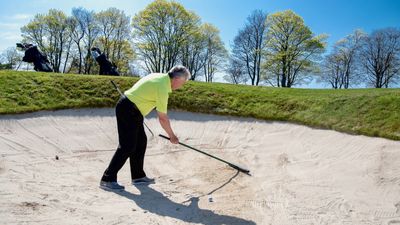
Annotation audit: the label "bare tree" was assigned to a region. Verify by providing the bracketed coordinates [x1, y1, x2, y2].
[81, 9, 100, 74]
[334, 30, 365, 88]
[232, 10, 267, 85]
[1, 47, 23, 70]
[320, 30, 365, 89]
[69, 7, 87, 74]
[321, 53, 345, 89]
[224, 57, 247, 84]
[360, 28, 400, 88]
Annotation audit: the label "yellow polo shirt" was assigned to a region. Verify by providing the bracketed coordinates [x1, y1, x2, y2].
[124, 73, 172, 116]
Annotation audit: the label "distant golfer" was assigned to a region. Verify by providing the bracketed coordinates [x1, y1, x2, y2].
[100, 65, 190, 190]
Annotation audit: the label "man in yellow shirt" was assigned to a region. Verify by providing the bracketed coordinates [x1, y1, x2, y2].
[100, 65, 190, 190]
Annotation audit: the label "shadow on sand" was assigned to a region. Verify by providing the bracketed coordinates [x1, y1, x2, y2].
[110, 171, 255, 225]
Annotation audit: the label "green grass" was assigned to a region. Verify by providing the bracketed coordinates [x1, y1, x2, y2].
[1, 70, 399, 140]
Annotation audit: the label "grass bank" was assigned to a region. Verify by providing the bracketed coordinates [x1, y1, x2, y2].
[1, 70, 399, 140]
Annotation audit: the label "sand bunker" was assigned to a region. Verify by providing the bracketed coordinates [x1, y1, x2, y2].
[0, 108, 399, 225]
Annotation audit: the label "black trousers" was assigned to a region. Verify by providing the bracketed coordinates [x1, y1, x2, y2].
[101, 96, 147, 182]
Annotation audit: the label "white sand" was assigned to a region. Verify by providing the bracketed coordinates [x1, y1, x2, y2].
[0, 108, 399, 225]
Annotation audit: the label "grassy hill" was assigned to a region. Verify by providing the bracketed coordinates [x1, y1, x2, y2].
[0, 70, 399, 140]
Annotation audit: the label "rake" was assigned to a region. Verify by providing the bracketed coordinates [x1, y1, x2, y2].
[159, 134, 250, 175]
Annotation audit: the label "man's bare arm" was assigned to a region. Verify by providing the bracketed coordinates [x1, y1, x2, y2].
[157, 111, 179, 144]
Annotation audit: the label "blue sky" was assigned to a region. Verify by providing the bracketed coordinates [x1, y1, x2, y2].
[0, 0, 399, 86]
[0, 0, 399, 52]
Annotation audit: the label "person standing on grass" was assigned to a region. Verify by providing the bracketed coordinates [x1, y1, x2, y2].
[100, 65, 190, 190]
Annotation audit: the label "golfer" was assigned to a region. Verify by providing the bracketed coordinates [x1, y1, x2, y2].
[100, 65, 190, 190]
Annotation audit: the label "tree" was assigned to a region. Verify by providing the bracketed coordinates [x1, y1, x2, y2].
[69, 7, 88, 74]
[62, 18, 75, 73]
[1, 47, 23, 70]
[21, 9, 69, 73]
[96, 8, 130, 59]
[231, 10, 267, 86]
[264, 10, 326, 87]
[360, 28, 400, 88]
[201, 23, 227, 82]
[20, 14, 46, 54]
[132, 0, 197, 73]
[336, 30, 364, 88]
[224, 57, 247, 84]
[80, 9, 100, 74]
[105, 39, 135, 75]
[180, 12, 207, 80]
[320, 30, 365, 89]
[320, 53, 346, 89]
[96, 8, 133, 75]
[43, 9, 69, 73]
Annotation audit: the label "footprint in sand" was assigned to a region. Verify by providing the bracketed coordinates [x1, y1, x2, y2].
[396, 202, 400, 214]
[19, 202, 46, 211]
[388, 220, 400, 225]
[277, 153, 290, 167]
[0, 161, 5, 175]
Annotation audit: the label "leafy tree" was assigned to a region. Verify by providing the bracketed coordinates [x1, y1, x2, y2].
[201, 23, 227, 82]
[96, 8, 133, 75]
[264, 10, 326, 87]
[180, 12, 207, 80]
[42, 9, 69, 73]
[20, 14, 46, 54]
[132, 0, 197, 73]
[21, 9, 69, 73]
[96, 8, 130, 59]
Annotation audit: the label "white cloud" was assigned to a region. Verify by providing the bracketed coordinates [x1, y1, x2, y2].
[0, 22, 22, 30]
[0, 13, 31, 30]
[11, 14, 32, 20]
[1, 32, 22, 41]
[0, 31, 23, 52]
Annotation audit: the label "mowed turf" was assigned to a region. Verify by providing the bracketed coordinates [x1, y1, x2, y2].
[0, 70, 399, 140]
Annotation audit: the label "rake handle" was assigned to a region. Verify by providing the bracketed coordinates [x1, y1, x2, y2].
[159, 134, 250, 175]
